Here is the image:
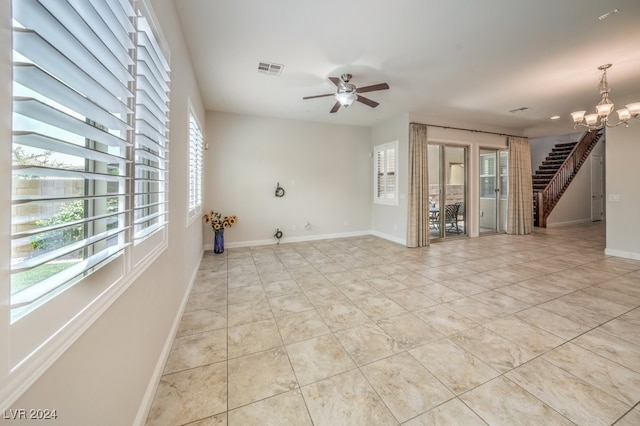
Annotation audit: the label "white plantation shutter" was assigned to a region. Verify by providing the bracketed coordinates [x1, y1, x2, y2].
[386, 147, 396, 196]
[188, 108, 203, 221]
[11, 0, 135, 312]
[134, 15, 170, 241]
[5, 0, 173, 405]
[376, 150, 384, 198]
[374, 141, 399, 205]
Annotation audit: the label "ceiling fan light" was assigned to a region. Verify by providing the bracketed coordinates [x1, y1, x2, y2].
[625, 102, 640, 116]
[335, 92, 357, 107]
[617, 108, 631, 121]
[585, 113, 599, 126]
[571, 110, 586, 123]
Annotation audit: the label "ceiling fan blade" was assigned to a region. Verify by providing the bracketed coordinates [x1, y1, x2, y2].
[357, 95, 379, 108]
[329, 101, 342, 113]
[356, 83, 389, 94]
[303, 93, 335, 100]
[328, 77, 341, 87]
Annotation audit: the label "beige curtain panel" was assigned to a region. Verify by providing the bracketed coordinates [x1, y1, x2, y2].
[507, 136, 533, 235]
[407, 123, 430, 247]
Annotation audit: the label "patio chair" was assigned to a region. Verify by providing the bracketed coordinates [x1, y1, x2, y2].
[444, 203, 460, 234]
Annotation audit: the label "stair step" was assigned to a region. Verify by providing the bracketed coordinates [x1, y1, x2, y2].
[543, 159, 565, 165]
[555, 142, 578, 148]
[547, 152, 570, 158]
[539, 164, 561, 170]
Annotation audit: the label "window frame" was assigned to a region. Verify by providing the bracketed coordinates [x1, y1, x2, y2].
[187, 101, 203, 224]
[373, 140, 399, 206]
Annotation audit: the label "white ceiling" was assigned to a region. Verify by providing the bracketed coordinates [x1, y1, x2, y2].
[174, 0, 640, 137]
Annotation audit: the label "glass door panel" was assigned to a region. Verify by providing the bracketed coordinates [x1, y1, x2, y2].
[499, 150, 508, 232]
[428, 145, 441, 239]
[479, 149, 508, 233]
[429, 144, 467, 240]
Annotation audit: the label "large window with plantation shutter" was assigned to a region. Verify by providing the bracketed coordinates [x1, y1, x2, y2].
[11, 0, 136, 316]
[4, 0, 170, 405]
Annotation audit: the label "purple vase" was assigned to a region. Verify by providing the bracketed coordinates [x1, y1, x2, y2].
[214, 229, 224, 254]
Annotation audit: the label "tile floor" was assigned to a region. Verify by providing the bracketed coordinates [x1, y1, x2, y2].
[145, 222, 640, 425]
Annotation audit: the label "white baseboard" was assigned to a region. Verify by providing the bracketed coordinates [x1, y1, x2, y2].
[133, 249, 203, 425]
[204, 230, 374, 250]
[604, 248, 640, 260]
[370, 230, 407, 246]
[545, 218, 593, 228]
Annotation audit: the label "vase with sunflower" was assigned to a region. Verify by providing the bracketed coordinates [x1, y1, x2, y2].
[204, 211, 237, 254]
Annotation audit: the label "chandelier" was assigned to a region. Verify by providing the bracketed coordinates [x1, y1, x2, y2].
[571, 64, 640, 131]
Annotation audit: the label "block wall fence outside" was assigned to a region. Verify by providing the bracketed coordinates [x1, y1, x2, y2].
[428, 184, 464, 207]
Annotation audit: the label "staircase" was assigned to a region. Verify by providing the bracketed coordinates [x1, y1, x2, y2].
[533, 130, 603, 228]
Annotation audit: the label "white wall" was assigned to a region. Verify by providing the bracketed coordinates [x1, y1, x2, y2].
[371, 114, 410, 244]
[2, 0, 206, 424]
[204, 112, 372, 247]
[605, 124, 640, 259]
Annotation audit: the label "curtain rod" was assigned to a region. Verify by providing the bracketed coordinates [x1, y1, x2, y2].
[409, 122, 524, 139]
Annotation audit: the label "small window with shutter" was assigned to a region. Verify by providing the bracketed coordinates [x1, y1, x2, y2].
[374, 141, 399, 205]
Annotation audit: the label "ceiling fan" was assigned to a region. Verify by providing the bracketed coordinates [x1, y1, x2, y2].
[303, 74, 389, 113]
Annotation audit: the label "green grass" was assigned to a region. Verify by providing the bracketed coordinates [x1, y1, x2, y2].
[12, 262, 78, 295]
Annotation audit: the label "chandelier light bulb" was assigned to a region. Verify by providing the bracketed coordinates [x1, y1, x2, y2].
[617, 108, 631, 121]
[585, 114, 599, 126]
[595, 102, 613, 117]
[571, 110, 586, 123]
[626, 102, 640, 116]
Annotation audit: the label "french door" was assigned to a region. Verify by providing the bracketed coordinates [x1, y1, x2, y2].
[428, 144, 467, 240]
[479, 148, 508, 233]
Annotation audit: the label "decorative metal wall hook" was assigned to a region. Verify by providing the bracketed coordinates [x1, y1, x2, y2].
[274, 227, 283, 244]
[275, 182, 285, 197]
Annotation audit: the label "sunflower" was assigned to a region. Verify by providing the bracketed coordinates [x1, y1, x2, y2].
[204, 211, 237, 231]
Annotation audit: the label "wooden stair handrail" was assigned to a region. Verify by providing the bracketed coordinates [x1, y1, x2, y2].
[536, 130, 603, 228]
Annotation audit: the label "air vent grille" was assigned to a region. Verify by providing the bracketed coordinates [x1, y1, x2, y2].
[509, 106, 531, 113]
[258, 61, 284, 76]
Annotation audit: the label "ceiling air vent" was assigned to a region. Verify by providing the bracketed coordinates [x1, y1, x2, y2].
[258, 61, 284, 76]
[509, 106, 531, 113]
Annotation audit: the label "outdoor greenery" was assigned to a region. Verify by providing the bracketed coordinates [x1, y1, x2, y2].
[31, 200, 85, 251]
[11, 263, 74, 295]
